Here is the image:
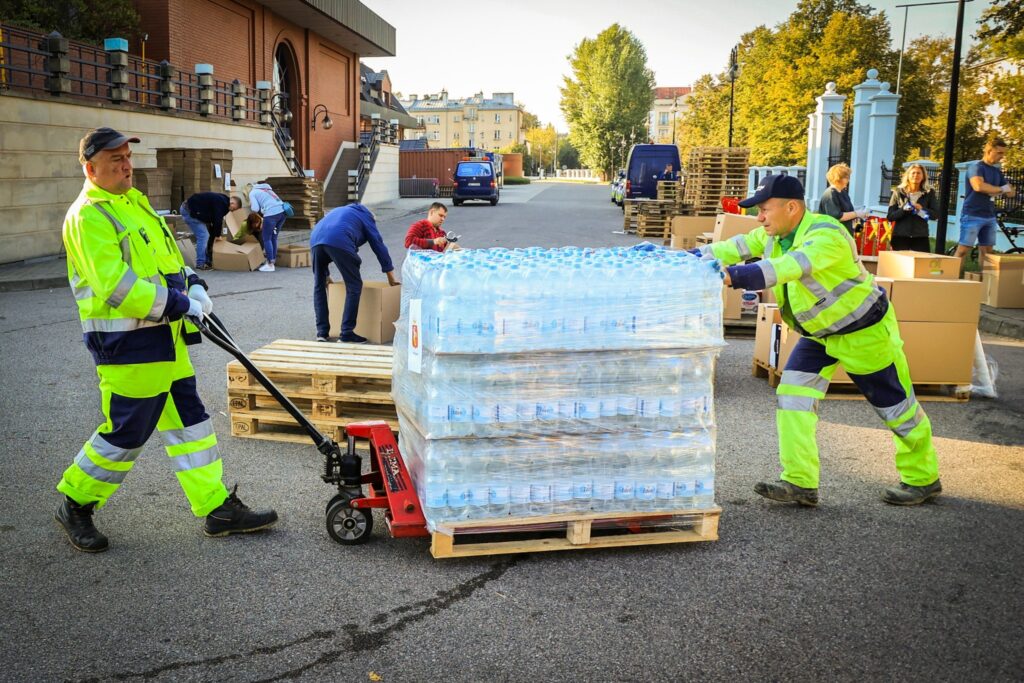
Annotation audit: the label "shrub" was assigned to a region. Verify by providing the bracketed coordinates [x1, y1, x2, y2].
[503, 176, 531, 185]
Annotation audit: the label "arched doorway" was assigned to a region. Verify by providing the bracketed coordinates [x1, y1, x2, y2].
[272, 42, 302, 172]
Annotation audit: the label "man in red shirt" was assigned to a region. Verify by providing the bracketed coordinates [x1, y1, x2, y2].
[405, 202, 448, 252]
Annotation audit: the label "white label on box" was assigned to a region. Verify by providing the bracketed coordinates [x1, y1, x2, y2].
[224, 171, 231, 191]
[214, 163, 222, 178]
[408, 299, 422, 373]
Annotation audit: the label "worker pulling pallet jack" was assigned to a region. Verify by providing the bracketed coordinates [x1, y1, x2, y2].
[694, 174, 941, 507]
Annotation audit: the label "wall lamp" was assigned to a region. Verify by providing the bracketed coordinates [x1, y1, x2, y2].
[270, 93, 293, 124]
[312, 104, 333, 130]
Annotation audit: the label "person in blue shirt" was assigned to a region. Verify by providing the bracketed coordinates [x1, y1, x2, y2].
[310, 203, 398, 343]
[956, 138, 1016, 261]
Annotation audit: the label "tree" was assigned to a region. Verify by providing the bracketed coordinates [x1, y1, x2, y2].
[976, 0, 1024, 166]
[557, 136, 580, 169]
[520, 108, 541, 131]
[0, 0, 140, 44]
[525, 125, 557, 173]
[560, 24, 655, 177]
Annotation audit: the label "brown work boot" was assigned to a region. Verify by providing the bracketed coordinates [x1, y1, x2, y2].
[882, 479, 942, 506]
[754, 480, 819, 507]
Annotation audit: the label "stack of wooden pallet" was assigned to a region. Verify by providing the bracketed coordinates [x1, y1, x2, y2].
[226, 340, 397, 444]
[683, 147, 750, 216]
[156, 148, 233, 207]
[622, 200, 640, 233]
[264, 176, 325, 230]
[634, 199, 678, 239]
[656, 180, 684, 208]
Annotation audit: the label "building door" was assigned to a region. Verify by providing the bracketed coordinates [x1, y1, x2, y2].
[273, 42, 302, 173]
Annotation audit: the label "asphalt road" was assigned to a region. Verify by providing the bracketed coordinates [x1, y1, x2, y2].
[1, 182, 1022, 682]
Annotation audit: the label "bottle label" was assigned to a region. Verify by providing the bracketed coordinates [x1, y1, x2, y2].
[573, 481, 593, 499]
[468, 485, 491, 506]
[448, 403, 471, 423]
[659, 397, 680, 417]
[614, 480, 635, 500]
[636, 482, 657, 501]
[428, 403, 448, 423]
[530, 483, 551, 503]
[536, 401, 558, 421]
[593, 481, 614, 500]
[552, 482, 573, 502]
[510, 484, 531, 505]
[577, 398, 600, 419]
[472, 402, 497, 424]
[516, 401, 537, 422]
[425, 487, 447, 507]
[696, 477, 714, 494]
[449, 487, 469, 507]
[639, 398, 660, 418]
[558, 399, 576, 419]
[497, 403, 517, 423]
[599, 397, 618, 417]
[617, 396, 638, 416]
[657, 481, 675, 499]
[490, 485, 511, 505]
[674, 480, 694, 497]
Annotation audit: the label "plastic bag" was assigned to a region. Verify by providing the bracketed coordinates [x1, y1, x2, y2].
[969, 332, 999, 398]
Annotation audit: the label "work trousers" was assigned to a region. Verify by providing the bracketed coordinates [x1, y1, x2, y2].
[57, 327, 229, 516]
[776, 305, 939, 489]
[179, 202, 211, 267]
[312, 244, 362, 337]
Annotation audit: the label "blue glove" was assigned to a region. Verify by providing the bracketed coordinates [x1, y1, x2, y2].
[686, 248, 703, 257]
[708, 259, 725, 280]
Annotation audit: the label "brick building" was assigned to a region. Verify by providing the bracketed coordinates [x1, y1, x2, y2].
[131, 0, 395, 178]
[650, 86, 692, 145]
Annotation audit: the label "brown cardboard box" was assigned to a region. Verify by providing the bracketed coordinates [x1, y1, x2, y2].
[964, 271, 982, 282]
[723, 287, 743, 320]
[670, 234, 695, 250]
[695, 232, 714, 247]
[888, 279, 983, 324]
[712, 213, 759, 243]
[212, 236, 263, 271]
[175, 236, 196, 268]
[874, 276, 894, 299]
[981, 253, 1024, 308]
[860, 255, 878, 275]
[754, 304, 781, 365]
[877, 250, 960, 280]
[670, 216, 716, 250]
[328, 280, 401, 344]
[898, 321, 976, 384]
[277, 243, 311, 268]
[222, 207, 251, 240]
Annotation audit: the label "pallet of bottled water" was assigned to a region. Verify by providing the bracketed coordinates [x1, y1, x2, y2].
[399, 244, 723, 354]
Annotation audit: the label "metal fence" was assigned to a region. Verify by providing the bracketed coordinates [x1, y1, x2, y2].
[0, 24, 262, 123]
[997, 168, 1024, 222]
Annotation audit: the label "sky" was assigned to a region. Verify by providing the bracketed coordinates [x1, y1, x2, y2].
[361, 0, 989, 132]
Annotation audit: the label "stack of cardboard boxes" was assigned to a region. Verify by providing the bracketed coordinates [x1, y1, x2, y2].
[133, 168, 173, 211]
[967, 254, 1024, 309]
[155, 148, 234, 207]
[753, 251, 984, 391]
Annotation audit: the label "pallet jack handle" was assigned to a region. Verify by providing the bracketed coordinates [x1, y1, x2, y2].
[190, 313, 338, 457]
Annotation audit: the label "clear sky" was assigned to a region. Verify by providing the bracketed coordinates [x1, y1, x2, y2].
[361, 0, 988, 132]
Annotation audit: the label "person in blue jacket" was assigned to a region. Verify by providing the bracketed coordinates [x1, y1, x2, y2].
[310, 203, 399, 343]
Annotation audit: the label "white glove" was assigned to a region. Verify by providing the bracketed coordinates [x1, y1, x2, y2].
[1001, 184, 1012, 194]
[188, 284, 213, 316]
[856, 208, 870, 220]
[186, 297, 204, 320]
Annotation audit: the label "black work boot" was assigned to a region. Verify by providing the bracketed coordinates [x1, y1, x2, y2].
[204, 486, 278, 537]
[882, 479, 942, 506]
[754, 480, 819, 507]
[55, 497, 109, 553]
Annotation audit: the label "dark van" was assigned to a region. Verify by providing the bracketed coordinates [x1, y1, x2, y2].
[453, 160, 499, 206]
[624, 144, 681, 203]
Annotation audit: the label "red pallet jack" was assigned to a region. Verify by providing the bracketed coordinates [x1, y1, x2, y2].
[194, 313, 429, 545]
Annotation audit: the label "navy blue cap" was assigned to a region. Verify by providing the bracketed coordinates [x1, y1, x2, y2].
[79, 127, 140, 161]
[738, 174, 805, 208]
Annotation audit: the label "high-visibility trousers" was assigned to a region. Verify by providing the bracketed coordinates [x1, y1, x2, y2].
[776, 305, 939, 490]
[57, 329, 229, 517]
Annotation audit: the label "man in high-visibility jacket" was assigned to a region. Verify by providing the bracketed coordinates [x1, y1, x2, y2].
[55, 128, 278, 552]
[699, 174, 940, 506]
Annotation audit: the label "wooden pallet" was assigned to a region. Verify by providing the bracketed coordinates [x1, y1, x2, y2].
[751, 359, 970, 401]
[430, 507, 721, 559]
[226, 339, 397, 443]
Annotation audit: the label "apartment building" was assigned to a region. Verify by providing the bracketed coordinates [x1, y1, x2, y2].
[650, 86, 692, 145]
[399, 91, 524, 151]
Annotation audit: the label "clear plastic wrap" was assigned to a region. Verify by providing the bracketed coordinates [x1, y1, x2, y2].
[398, 244, 725, 354]
[393, 334, 718, 438]
[399, 411, 717, 524]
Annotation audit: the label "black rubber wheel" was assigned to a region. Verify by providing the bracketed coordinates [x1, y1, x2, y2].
[452, 199, 463, 206]
[490, 197, 499, 206]
[326, 500, 373, 545]
[325, 493, 348, 514]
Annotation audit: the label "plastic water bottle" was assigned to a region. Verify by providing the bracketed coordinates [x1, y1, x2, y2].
[612, 446, 635, 512]
[509, 471, 532, 518]
[486, 450, 511, 517]
[445, 451, 469, 519]
[550, 444, 575, 514]
[465, 449, 491, 519]
[423, 452, 448, 521]
[633, 447, 658, 512]
[571, 449, 594, 512]
[529, 456, 552, 515]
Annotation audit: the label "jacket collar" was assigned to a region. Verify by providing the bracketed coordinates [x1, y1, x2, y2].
[82, 179, 143, 205]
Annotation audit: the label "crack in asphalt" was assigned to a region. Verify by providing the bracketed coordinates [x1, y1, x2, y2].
[70, 557, 520, 682]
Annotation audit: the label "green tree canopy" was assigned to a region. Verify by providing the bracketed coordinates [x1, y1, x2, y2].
[560, 24, 655, 177]
[0, 0, 140, 44]
[976, 0, 1024, 166]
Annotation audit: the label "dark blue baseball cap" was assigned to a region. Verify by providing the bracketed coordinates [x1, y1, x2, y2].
[79, 127, 140, 162]
[738, 173, 805, 208]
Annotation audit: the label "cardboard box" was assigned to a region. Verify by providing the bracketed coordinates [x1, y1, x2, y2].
[277, 243, 311, 268]
[898, 321, 976, 384]
[874, 276, 894, 299]
[175, 236, 196, 268]
[328, 279, 401, 344]
[671, 216, 716, 250]
[877, 250, 960, 280]
[695, 232, 715, 247]
[860, 255, 878, 275]
[754, 304, 781, 366]
[888, 279, 983, 324]
[212, 236, 263, 271]
[223, 207, 251, 240]
[723, 287, 742, 320]
[713, 213, 759, 243]
[964, 271, 982, 282]
[981, 253, 1024, 308]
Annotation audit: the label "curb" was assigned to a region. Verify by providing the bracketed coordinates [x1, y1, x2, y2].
[979, 309, 1024, 340]
[0, 276, 68, 293]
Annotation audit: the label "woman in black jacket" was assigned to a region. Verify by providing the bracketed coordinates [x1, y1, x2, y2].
[887, 164, 941, 252]
[819, 163, 867, 236]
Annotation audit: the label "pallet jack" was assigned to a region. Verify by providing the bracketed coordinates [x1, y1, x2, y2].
[194, 313, 429, 545]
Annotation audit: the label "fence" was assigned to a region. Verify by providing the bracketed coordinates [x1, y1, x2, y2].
[0, 24, 263, 123]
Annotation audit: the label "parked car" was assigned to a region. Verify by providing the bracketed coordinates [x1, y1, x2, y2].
[453, 159, 499, 206]
[611, 169, 626, 205]
[623, 144, 681, 204]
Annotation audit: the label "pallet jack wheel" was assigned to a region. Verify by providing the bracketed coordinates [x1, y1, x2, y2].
[326, 499, 373, 545]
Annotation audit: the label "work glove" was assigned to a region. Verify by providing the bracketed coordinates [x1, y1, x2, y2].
[186, 297, 205, 321]
[1001, 184, 1012, 194]
[707, 259, 725, 280]
[857, 208, 871, 220]
[188, 284, 213, 316]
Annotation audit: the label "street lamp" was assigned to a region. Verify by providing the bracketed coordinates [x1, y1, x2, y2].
[727, 45, 739, 148]
[311, 103, 333, 131]
[671, 104, 678, 145]
[270, 93, 292, 124]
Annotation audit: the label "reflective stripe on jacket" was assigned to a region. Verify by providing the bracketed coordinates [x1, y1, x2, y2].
[706, 211, 881, 338]
[64, 180, 191, 364]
